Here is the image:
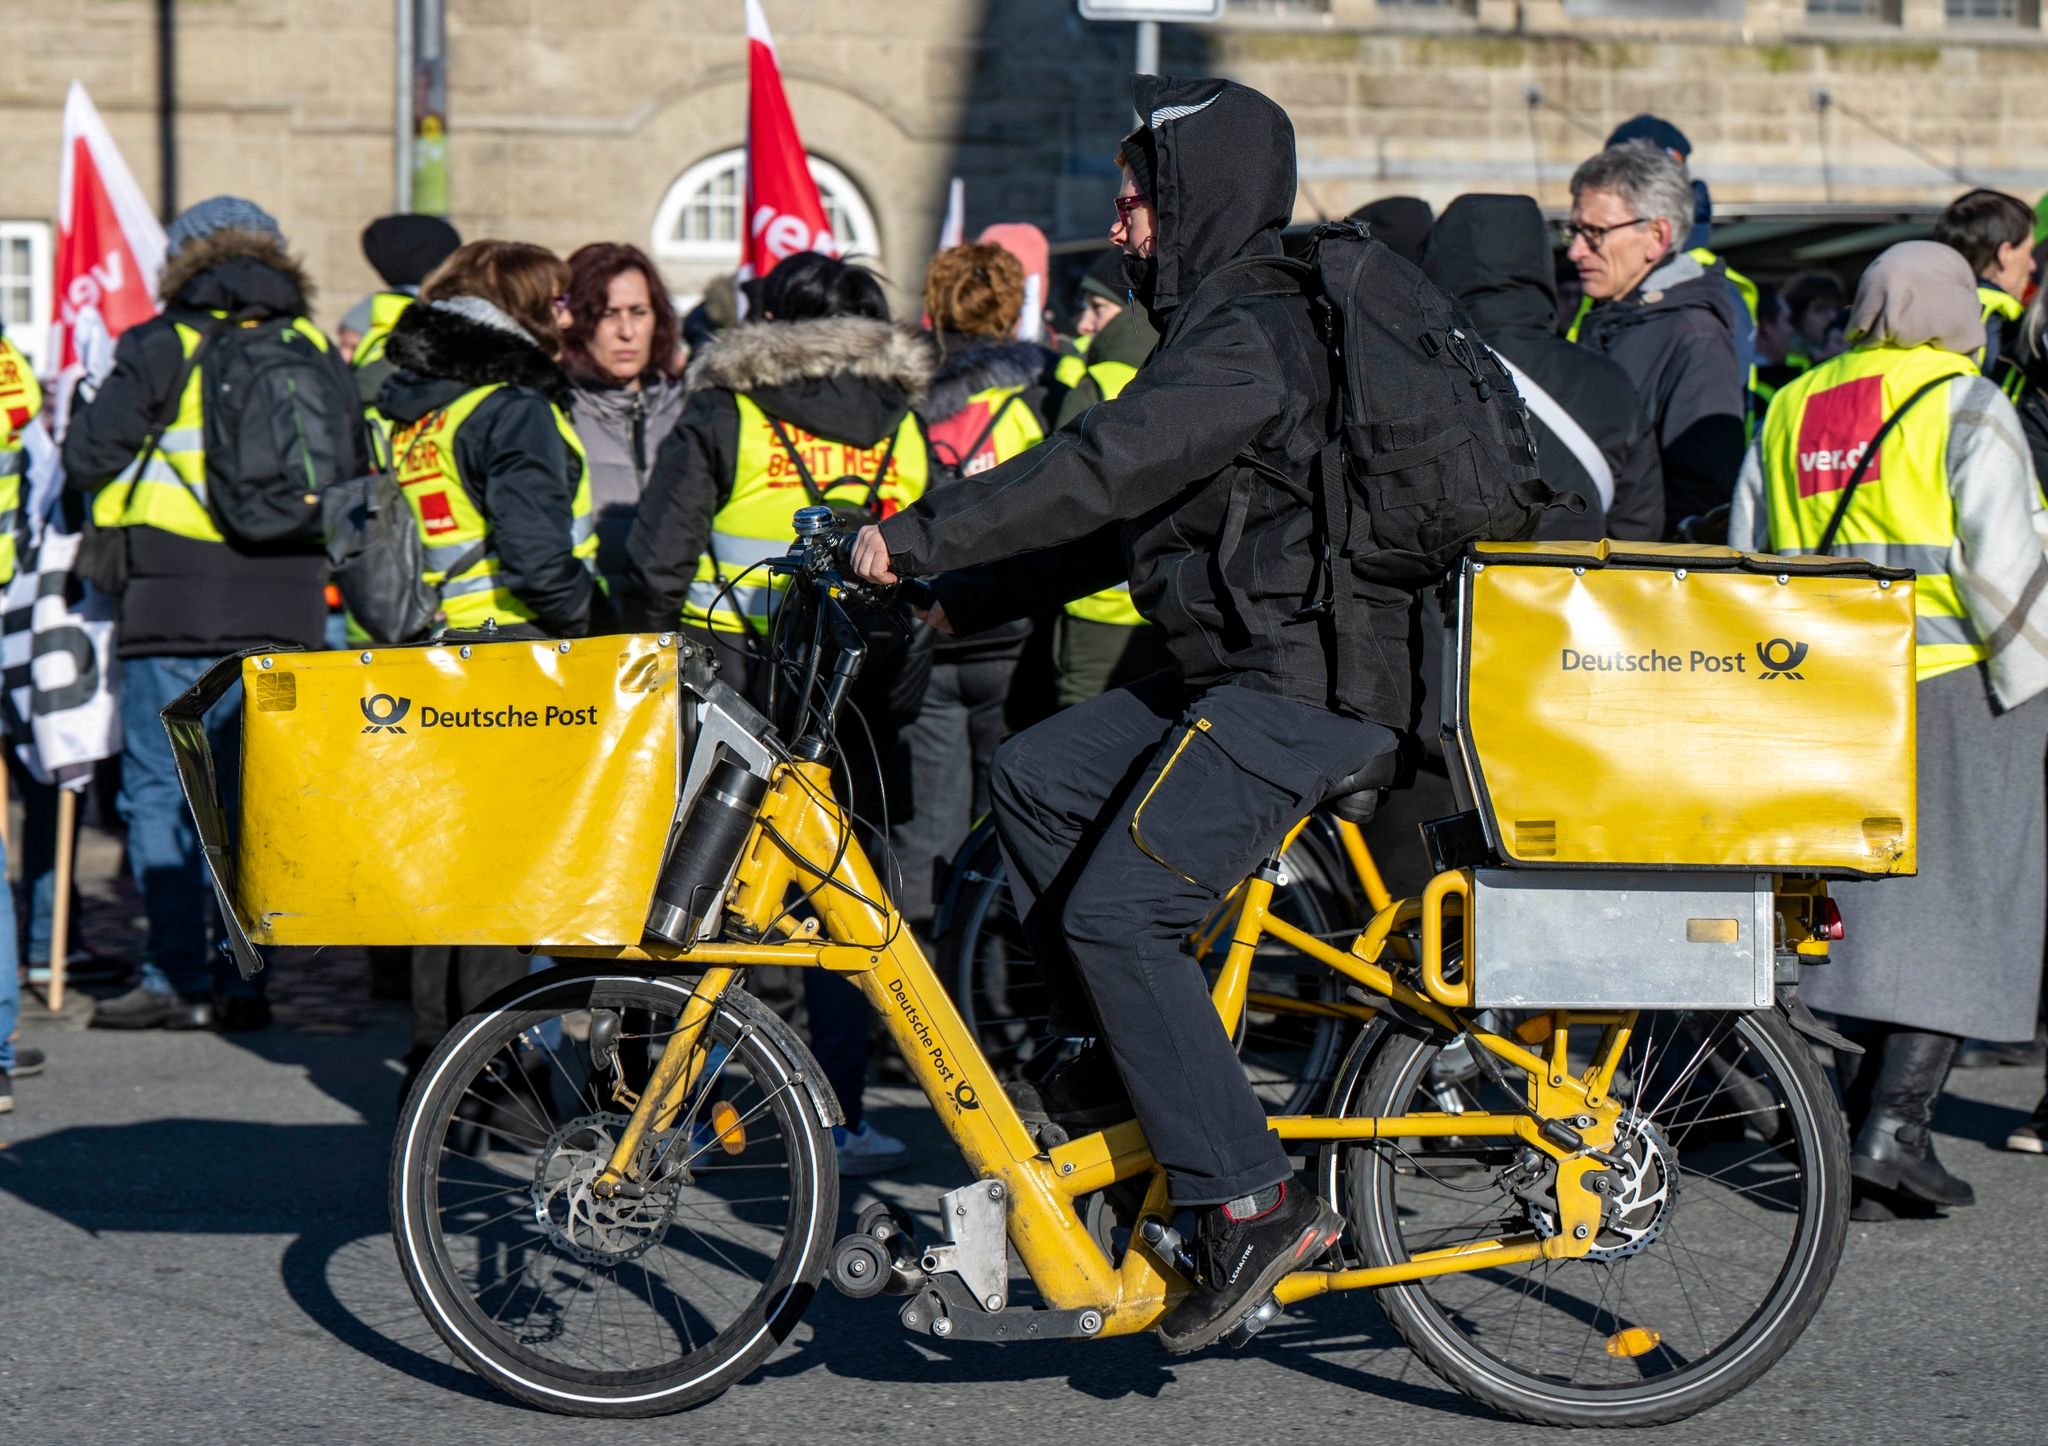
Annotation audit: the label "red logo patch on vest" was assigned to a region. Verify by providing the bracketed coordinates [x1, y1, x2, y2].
[927, 399, 1002, 477]
[417, 489, 459, 537]
[1795, 374, 1885, 498]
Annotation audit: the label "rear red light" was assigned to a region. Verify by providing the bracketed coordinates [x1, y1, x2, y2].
[1818, 899, 1845, 942]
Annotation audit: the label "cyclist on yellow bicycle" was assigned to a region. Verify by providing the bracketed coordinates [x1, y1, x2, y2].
[853, 75, 1411, 1353]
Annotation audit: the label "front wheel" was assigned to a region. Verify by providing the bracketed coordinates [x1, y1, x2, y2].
[390, 970, 839, 1417]
[1336, 1007, 1848, 1427]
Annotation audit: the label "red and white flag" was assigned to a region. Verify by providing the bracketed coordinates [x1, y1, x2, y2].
[741, 0, 837, 288]
[51, 81, 164, 410]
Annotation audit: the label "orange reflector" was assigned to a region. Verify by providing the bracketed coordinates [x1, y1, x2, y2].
[1605, 1326, 1661, 1359]
[1514, 1014, 1553, 1045]
[711, 1100, 746, 1155]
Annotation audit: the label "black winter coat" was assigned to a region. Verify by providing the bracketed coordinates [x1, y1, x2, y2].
[62, 229, 354, 657]
[880, 76, 1415, 730]
[1575, 251, 1746, 534]
[1423, 195, 1663, 542]
[375, 301, 601, 637]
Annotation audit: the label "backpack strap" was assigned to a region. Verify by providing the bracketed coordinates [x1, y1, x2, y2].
[765, 414, 828, 506]
[944, 391, 1019, 477]
[111, 317, 226, 523]
[1815, 372, 1960, 556]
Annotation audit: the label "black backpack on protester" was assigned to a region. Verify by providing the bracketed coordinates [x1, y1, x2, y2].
[322, 408, 488, 645]
[199, 313, 360, 544]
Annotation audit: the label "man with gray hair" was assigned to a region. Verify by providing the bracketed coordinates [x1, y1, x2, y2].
[1568, 140, 1745, 535]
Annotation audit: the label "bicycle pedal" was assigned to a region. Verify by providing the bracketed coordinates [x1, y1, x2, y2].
[1222, 1295, 1284, 1349]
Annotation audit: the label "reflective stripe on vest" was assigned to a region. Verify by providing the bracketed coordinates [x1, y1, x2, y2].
[1062, 357, 1147, 627]
[1759, 343, 1982, 681]
[685, 392, 929, 633]
[393, 383, 598, 630]
[0, 335, 42, 585]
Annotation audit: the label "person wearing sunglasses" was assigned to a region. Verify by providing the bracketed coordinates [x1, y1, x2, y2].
[1567, 140, 1745, 540]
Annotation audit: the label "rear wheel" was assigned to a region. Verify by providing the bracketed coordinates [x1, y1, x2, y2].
[390, 970, 838, 1417]
[1332, 1008, 1847, 1427]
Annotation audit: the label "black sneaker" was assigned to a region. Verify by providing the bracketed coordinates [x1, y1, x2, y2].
[90, 984, 215, 1031]
[1156, 1181, 1344, 1355]
[8, 1046, 45, 1078]
[1003, 1043, 1133, 1133]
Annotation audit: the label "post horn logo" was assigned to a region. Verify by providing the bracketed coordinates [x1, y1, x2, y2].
[1755, 638, 1809, 681]
[951, 1080, 981, 1112]
[360, 693, 413, 733]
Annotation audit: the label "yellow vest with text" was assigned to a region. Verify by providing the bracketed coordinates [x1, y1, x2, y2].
[1061, 357, 1146, 627]
[1760, 343, 1984, 681]
[92, 315, 333, 545]
[0, 334, 43, 585]
[684, 393, 928, 633]
[392, 383, 598, 629]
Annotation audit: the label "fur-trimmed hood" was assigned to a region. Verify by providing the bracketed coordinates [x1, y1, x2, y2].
[685, 316, 934, 448]
[158, 227, 313, 318]
[376, 298, 574, 426]
[921, 336, 1054, 424]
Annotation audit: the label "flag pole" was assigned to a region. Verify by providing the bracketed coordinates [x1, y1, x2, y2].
[47, 789, 74, 1014]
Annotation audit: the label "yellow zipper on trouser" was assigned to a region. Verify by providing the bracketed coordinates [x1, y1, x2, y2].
[1130, 717, 1212, 888]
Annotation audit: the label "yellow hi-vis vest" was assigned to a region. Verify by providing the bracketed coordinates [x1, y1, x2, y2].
[1760, 343, 1983, 681]
[0, 334, 43, 586]
[393, 383, 598, 630]
[1974, 283, 2025, 395]
[92, 315, 335, 544]
[354, 292, 413, 467]
[1060, 357, 1147, 627]
[684, 392, 928, 634]
[927, 384, 1043, 479]
[1054, 334, 1093, 390]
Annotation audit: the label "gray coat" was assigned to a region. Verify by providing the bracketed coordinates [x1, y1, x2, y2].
[570, 374, 686, 582]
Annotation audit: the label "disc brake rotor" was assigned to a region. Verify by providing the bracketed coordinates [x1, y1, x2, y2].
[1518, 1116, 1678, 1262]
[531, 1112, 681, 1266]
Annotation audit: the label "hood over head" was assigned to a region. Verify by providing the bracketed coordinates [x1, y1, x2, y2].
[922, 336, 1051, 423]
[1119, 75, 1297, 322]
[157, 226, 313, 318]
[1422, 194, 1557, 338]
[1847, 240, 1986, 356]
[685, 315, 934, 447]
[376, 296, 573, 426]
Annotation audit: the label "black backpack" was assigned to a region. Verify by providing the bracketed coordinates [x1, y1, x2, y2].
[322, 408, 487, 645]
[199, 313, 359, 544]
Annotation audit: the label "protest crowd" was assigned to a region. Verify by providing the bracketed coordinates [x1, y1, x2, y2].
[4, 56, 2047, 1254]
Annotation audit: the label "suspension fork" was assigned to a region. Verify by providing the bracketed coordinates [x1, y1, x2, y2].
[593, 966, 738, 1198]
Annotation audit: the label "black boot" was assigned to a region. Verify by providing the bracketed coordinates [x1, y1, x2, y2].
[1849, 1030, 1973, 1208]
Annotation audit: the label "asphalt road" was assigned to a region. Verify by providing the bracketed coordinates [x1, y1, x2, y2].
[2, 1008, 2042, 1446]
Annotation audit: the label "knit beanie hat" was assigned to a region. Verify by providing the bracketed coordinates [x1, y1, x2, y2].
[362, 213, 464, 289]
[164, 196, 281, 259]
[1606, 114, 1692, 161]
[1080, 247, 1128, 306]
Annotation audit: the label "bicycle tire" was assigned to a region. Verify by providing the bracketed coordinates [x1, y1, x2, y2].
[390, 970, 839, 1417]
[1340, 1007, 1848, 1428]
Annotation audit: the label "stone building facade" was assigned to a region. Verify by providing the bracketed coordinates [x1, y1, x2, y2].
[1, 0, 2045, 369]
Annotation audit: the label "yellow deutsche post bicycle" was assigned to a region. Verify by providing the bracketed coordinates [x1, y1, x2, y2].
[173, 515, 1915, 1426]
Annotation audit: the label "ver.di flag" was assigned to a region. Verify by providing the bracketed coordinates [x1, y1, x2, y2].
[740, 0, 837, 288]
[50, 81, 166, 431]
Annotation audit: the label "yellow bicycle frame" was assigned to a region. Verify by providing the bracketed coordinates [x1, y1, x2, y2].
[556, 760, 1829, 1336]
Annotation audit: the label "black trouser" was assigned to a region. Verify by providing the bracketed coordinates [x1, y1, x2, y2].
[989, 670, 1394, 1205]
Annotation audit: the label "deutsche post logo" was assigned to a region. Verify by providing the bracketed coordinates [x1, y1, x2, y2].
[951, 1080, 981, 1112]
[360, 693, 413, 733]
[1755, 639, 1809, 681]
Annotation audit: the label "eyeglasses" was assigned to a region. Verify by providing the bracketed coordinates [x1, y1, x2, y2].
[1113, 194, 1151, 227]
[1563, 217, 1651, 253]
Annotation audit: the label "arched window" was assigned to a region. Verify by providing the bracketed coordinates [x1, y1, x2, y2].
[652, 148, 881, 266]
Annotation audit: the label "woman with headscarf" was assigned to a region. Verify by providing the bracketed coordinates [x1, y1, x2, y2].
[561, 243, 686, 595]
[1730, 239, 2048, 1219]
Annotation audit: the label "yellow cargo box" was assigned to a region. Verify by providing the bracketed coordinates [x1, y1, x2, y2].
[1454, 541, 1917, 877]
[232, 634, 681, 947]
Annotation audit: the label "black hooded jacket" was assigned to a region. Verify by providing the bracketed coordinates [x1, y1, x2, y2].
[63, 228, 355, 657]
[1423, 196, 1663, 542]
[621, 315, 935, 631]
[375, 301, 600, 637]
[1575, 250, 1746, 532]
[879, 76, 1412, 729]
